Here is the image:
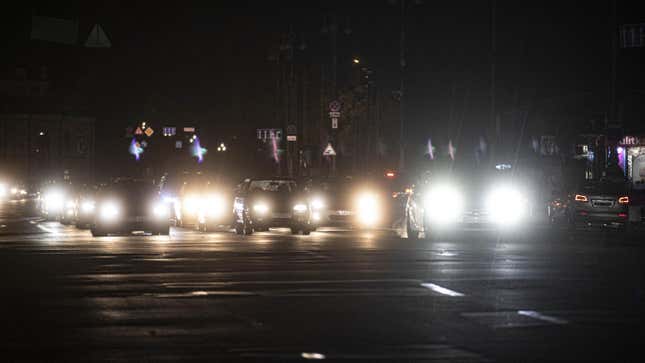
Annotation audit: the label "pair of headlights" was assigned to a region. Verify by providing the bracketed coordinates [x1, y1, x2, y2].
[423, 185, 528, 225]
[183, 194, 227, 217]
[95, 200, 169, 221]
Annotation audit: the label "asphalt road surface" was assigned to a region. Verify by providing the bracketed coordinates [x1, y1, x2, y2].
[1, 200, 644, 362]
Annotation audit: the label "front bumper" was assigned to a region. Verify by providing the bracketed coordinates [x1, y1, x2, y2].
[251, 211, 309, 228]
[94, 216, 169, 233]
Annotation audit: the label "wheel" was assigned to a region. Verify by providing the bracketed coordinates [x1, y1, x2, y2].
[290, 226, 300, 235]
[235, 223, 243, 235]
[302, 228, 311, 236]
[406, 214, 420, 240]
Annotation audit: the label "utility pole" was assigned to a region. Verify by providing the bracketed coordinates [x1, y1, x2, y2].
[399, 0, 406, 172]
[490, 0, 497, 164]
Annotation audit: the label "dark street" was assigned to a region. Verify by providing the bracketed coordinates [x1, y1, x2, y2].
[2, 200, 643, 362]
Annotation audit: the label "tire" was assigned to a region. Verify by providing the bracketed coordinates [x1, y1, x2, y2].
[302, 228, 311, 236]
[291, 226, 300, 235]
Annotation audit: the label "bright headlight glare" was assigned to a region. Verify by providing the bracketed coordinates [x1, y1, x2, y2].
[81, 200, 95, 213]
[100, 202, 119, 220]
[183, 196, 199, 214]
[293, 203, 307, 213]
[311, 197, 324, 210]
[66, 200, 76, 209]
[10, 187, 18, 195]
[45, 191, 64, 211]
[206, 194, 225, 216]
[253, 203, 269, 214]
[152, 202, 169, 218]
[424, 185, 463, 223]
[487, 187, 527, 225]
[356, 192, 379, 226]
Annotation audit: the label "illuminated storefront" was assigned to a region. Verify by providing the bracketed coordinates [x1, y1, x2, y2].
[618, 136, 645, 190]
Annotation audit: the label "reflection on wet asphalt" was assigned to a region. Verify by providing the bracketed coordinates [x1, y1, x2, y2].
[1, 200, 644, 362]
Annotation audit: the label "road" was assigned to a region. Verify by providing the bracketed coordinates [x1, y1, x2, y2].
[1, 200, 644, 362]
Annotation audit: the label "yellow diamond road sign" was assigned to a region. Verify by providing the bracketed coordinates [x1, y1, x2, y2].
[144, 127, 154, 137]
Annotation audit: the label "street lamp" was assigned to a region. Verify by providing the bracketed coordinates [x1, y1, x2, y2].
[217, 142, 227, 152]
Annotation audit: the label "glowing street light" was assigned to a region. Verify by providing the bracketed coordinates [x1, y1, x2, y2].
[352, 58, 360, 64]
[217, 142, 227, 152]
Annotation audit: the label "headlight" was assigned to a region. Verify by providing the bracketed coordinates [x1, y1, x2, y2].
[486, 187, 528, 225]
[66, 200, 76, 209]
[205, 194, 226, 217]
[10, 187, 18, 195]
[311, 197, 325, 210]
[45, 191, 64, 211]
[0, 184, 6, 197]
[20, 189, 27, 195]
[253, 203, 269, 214]
[424, 185, 464, 224]
[100, 201, 120, 221]
[183, 196, 199, 214]
[293, 203, 308, 213]
[81, 200, 95, 213]
[152, 201, 169, 218]
[356, 192, 380, 226]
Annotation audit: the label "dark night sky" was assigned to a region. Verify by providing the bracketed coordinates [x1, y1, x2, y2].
[3, 1, 644, 147]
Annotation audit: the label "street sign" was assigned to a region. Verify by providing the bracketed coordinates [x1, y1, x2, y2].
[322, 143, 336, 156]
[331, 118, 338, 129]
[175, 141, 183, 149]
[329, 100, 341, 112]
[183, 127, 195, 133]
[257, 128, 282, 141]
[85, 24, 111, 48]
[287, 135, 297, 141]
[134, 127, 143, 135]
[163, 127, 176, 136]
[329, 111, 340, 118]
[286, 124, 297, 136]
[144, 127, 154, 137]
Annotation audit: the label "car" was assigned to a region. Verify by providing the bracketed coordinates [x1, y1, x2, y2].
[405, 165, 533, 240]
[304, 176, 386, 229]
[72, 184, 99, 229]
[90, 179, 170, 237]
[195, 180, 232, 232]
[39, 181, 75, 221]
[548, 178, 630, 230]
[174, 176, 231, 231]
[233, 178, 313, 235]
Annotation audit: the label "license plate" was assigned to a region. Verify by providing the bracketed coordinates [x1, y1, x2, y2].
[128, 216, 145, 223]
[336, 210, 352, 216]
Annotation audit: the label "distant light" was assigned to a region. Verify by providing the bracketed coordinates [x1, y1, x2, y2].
[39, 131, 45, 136]
[129, 138, 143, 160]
[352, 58, 360, 64]
[495, 164, 512, 170]
[385, 171, 396, 178]
[192, 136, 207, 163]
[301, 352, 326, 360]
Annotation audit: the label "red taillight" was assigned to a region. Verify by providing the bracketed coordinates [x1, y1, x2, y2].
[578, 210, 589, 216]
[575, 194, 588, 202]
[385, 171, 396, 178]
[618, 212, 628, 218]
[618, 196, 629, 205]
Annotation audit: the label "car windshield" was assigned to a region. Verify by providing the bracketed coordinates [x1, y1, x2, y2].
[249, 180, 296, 193]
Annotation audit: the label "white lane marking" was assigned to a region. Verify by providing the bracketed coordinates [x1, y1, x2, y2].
[420, 282, 465, 297]
[518, 310, 568, 325]
[36, 224, 58, 234]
